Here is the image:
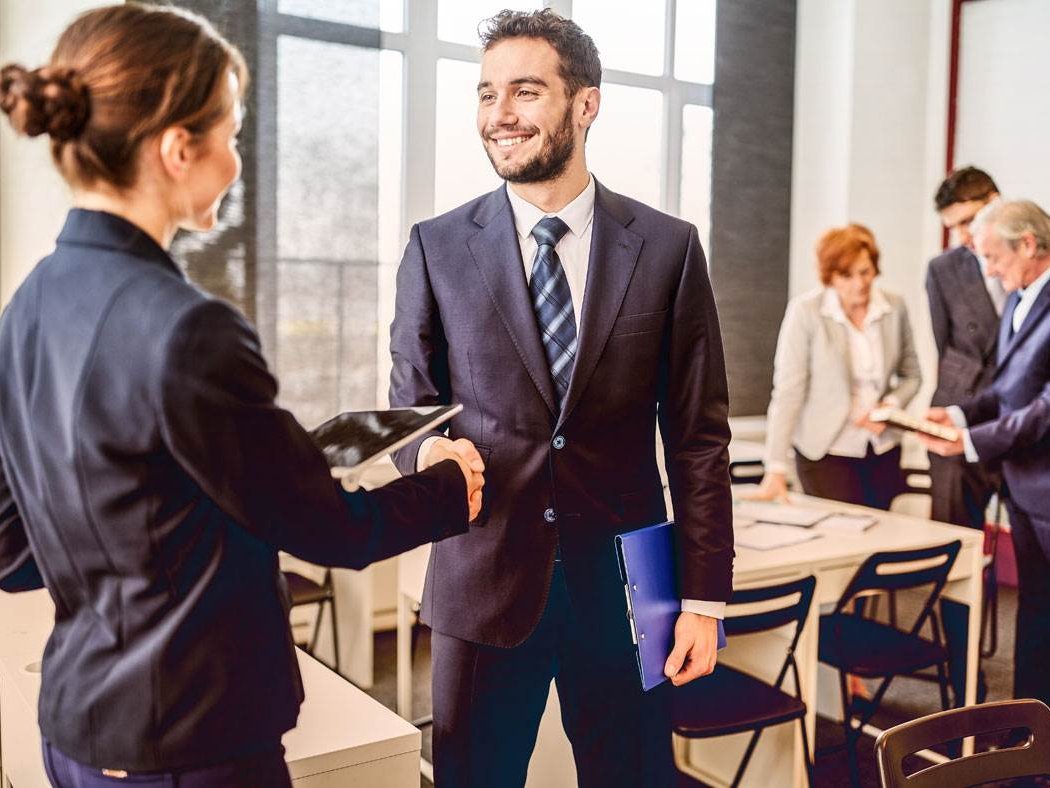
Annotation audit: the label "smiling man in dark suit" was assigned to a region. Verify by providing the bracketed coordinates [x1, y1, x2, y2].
[926, 166, 1004, 530]
[388, 9, 733, 787]
[922, 198, 1050, 710]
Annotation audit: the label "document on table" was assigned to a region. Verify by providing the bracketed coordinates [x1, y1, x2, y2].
[735, 523, 821, 551]
[818, 513, 878, 533]
[734, 500, 829, 527]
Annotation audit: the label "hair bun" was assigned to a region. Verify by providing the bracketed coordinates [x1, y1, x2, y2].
[0, 63, 90, 142]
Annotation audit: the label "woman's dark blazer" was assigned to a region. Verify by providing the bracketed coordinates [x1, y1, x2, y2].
[0, 209, 467, 771]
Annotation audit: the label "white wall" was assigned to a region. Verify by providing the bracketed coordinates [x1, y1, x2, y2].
[0, 0, 102, 308]
[956, 0, 1050, 209]
[790, 0, 952, 410]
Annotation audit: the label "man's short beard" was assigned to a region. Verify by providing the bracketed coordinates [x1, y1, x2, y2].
[484, 104, 576, 185]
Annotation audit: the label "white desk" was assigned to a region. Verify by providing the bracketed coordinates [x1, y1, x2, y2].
[0, 590, 421, 787]
[281, 458, 404, 689]
[395, 494, 984, 788]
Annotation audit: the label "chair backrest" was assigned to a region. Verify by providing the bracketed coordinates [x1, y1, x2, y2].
[832, 540, 961, 637]
[724, 575, 816, 695]
[729, 459, 765, 485]
[876, 699, 1050, 787]
[724, 575, 816, 641]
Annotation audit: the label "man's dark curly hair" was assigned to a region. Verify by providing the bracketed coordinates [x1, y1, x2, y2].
[479, 9, 602, 96]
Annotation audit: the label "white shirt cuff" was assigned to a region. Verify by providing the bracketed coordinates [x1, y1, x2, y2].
[944, 407, 978, 461]
[416, 436, 443, 472]
[961, 428, 980, 463]
[681, 599, 726, 619]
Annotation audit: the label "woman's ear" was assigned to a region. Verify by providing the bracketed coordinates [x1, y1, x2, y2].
[158, 126, 195, 181]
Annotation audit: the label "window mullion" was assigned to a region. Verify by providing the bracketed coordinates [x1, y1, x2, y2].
[661, 0, 678, 213]
[401, 0, 439, 236]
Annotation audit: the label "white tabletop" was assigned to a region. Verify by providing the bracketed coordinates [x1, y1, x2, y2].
[730, 491, 983, 578]
[0, 588, 419, 779]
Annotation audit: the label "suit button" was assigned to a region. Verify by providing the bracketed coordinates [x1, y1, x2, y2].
[543, 508, 556, 523]
[968, 322, 977, 332]
[552, 435, 566, 450]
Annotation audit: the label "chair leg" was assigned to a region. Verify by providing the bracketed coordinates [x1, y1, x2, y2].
[935, 661, 950, 711]
[730, 727, 765, 788]
[308, 601, 324, 654]
[797, 716, 815, 788]
[329, 593, 340, 674]
[837, 669, 862, 787]
[981, 570, 999, 658]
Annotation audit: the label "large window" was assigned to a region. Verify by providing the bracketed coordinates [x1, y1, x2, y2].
[241, 0, 717, 423]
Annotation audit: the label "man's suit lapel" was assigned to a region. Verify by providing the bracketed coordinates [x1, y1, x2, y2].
[558, 183, 642, 428]
[466, 185, 559, 416]
[952, 249, 1000, 359]
[997, 292, 1019, 367]
[997, 287, 1050, 372]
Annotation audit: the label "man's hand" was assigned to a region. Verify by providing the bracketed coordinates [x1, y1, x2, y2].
[918, 408, 966, 457]
[426, 437, 485, 521]
[917, 432, 965, 457]
[664, 612, 719, 687]
[925, 407, 953, 427]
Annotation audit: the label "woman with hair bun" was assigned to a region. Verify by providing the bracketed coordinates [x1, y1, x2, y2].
[0, 5, 483, 785]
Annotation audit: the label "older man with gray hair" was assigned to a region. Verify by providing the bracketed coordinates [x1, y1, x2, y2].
[921, 198, 1050, 708]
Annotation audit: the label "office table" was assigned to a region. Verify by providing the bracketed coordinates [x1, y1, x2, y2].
[0, 590, 421, 788]
[396, 493, 984, 787]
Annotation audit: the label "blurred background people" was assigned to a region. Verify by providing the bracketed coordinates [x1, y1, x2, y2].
[0, 5, 481, 786]
[754, 223, 921, 509]
[926, 166, 1004, 528]
[922, 199, 1050, 711]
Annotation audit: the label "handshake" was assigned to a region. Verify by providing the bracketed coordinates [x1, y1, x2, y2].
[424, 437, 486, 521]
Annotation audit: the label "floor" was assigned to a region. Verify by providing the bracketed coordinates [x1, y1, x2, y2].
[360, 586, 1020, 787]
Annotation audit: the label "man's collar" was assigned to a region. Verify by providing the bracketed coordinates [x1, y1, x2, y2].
[506, 175, 596, 241]
[1018, 261, 1050, 299]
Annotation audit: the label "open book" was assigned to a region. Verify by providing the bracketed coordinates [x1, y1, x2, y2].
[309, 404, 462, 479]
[868, 406, 960, 442]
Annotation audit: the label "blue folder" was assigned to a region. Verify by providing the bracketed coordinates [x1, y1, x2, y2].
[615, 521, 728, 691]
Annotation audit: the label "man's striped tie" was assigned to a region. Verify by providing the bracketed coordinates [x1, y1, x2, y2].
[529, 216, 576, 410]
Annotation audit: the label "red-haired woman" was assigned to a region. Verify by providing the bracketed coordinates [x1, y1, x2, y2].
[0, 5, 482, 785]
[752, 223, 921, 508]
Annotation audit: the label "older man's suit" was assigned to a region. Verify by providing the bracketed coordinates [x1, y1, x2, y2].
[926, 245, 1002, 528]
[958, 282, 1050, 704]
[389, 181, 734, 786]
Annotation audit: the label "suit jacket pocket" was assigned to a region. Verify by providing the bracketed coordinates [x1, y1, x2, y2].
[471, 444, 493, 527]
[939, 346, 984, 395]
[610, 310, 667, 337]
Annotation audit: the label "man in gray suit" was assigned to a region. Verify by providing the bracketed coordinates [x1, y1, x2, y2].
[388, 9, 733, 786]
[926, 167, 1004, 529]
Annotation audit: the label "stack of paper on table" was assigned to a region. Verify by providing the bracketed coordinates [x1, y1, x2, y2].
[735, 523, 821, 551]
[817, 513, 878, 532]
[734, 500, 829, 527]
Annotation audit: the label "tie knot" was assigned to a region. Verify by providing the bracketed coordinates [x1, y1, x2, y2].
[531, 216, 570, 249]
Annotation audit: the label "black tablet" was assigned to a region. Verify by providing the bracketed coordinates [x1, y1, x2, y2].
[309, 404, 463, 472]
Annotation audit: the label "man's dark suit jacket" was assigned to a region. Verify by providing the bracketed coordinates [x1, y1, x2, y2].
[0, 210, 467, 772]
[389, 181, 734, 650]
[960, 283, 1050, 515]
[926, 245, 1000, 406]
